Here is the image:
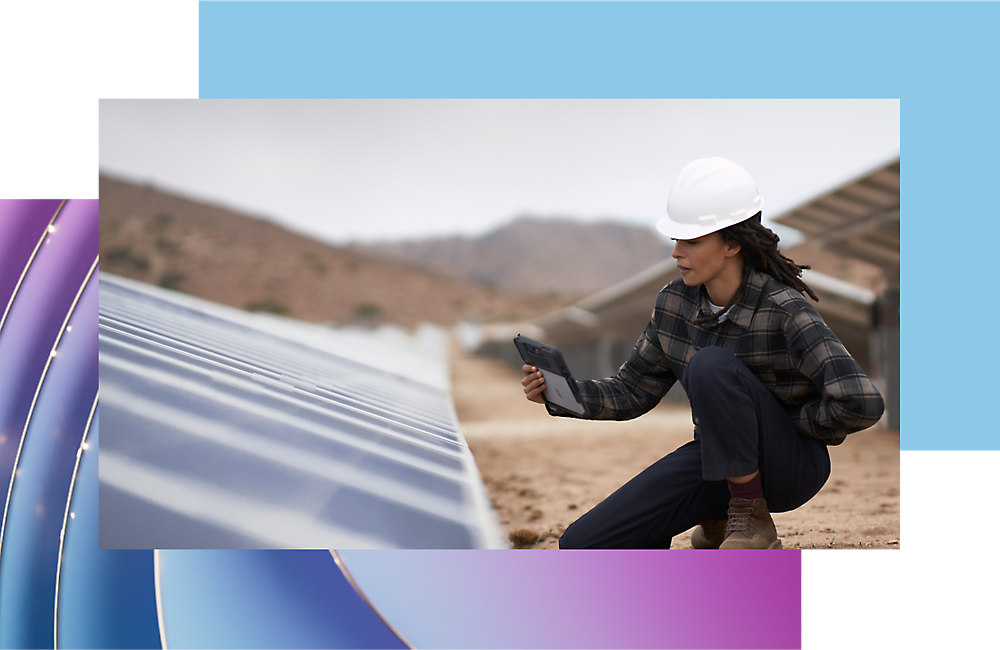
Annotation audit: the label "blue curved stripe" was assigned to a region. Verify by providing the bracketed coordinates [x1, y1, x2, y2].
[157, 549, 406, 649]
[56, 409, 162, 650]
[0, 274, 98, 647]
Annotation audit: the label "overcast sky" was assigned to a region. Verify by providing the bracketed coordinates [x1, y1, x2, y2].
[99, 99, 899, 246]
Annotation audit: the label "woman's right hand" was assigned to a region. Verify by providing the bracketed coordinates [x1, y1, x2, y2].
[521, 365, 546, 404]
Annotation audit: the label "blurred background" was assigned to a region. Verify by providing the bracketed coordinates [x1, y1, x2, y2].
[99, 99, 898, 324]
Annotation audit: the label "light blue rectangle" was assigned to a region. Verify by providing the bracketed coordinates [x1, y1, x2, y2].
[200, 1, 908, 99]
[199, 1, 1000, 449]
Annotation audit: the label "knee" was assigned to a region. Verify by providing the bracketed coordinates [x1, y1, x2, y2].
[559, 515, 604, 549]
[558, 521, 585, 549]
[682, 346, 739, 391]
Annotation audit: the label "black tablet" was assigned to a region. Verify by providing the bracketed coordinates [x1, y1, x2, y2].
[513, 334, 588, 416]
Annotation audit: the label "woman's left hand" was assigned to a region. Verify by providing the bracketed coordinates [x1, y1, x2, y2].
[520, 365, 546, 404]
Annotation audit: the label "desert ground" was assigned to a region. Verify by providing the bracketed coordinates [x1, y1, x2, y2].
[453, 339, 900, 550]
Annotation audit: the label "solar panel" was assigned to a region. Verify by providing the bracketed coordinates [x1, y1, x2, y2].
[99, 273, 505, 549]
[774, 157, 900, 269]
[4, 200, 430, 647]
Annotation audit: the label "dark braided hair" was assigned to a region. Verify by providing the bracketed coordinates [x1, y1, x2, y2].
[693, 213, 817, 325]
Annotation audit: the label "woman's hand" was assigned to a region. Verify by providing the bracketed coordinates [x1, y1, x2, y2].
[521, 365, 546, 404]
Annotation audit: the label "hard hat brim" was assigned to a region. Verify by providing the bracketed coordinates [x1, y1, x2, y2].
[655, 203, 763, 240]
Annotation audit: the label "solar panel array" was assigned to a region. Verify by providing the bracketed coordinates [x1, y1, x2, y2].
[774, 157, 900, 270]
[99, 273, 505, 549]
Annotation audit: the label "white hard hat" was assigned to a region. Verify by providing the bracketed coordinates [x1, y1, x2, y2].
[656, 157, 764, 240]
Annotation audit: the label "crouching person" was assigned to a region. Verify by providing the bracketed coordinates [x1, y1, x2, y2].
[520, 158, 884, 549]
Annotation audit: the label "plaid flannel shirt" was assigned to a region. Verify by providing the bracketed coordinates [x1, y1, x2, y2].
[549, 269, 885, 445]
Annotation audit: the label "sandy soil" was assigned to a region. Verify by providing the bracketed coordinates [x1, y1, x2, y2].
[453, 339, 900, 550]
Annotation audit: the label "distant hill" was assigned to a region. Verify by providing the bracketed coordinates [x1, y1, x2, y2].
[362, 217, 674, 296]
[98, 175, 573, 328]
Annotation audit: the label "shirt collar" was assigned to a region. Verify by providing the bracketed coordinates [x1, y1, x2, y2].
[693, 269, 767, 329]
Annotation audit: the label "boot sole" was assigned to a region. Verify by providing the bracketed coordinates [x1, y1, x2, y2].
[719, 538, 783, 550]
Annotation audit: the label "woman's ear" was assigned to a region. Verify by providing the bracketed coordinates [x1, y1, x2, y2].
[724, 242, 742, 258]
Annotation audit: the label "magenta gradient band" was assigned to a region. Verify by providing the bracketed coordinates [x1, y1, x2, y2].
[338, 549, 801, 649]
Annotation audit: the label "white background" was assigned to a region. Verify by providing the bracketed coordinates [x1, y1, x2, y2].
[1, 2, 991, 649]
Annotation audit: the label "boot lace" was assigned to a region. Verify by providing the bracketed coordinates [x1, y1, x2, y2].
[725, 498, 754, 534]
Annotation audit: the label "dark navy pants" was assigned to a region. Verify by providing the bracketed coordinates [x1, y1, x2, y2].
[559, 346, 831, 549]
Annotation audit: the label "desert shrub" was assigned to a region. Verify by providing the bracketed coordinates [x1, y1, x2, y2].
[354, 303, 381, 320]
[246, 298, 289, 315]
[302, 253, 327, 275]
[509, 529, 540, 548]
[105, 246, 132, 263]
[155, 237, 181, 255]
[157, 270, 185, 290]
[104, 246, 150, 272]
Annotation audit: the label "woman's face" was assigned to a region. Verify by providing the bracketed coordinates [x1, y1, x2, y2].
[671, 232, 740, 289]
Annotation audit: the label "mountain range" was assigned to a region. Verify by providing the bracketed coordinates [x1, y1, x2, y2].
[362, 217, 673, 296]
[100, 176, 665, 328]
[99, 175, 886, 330]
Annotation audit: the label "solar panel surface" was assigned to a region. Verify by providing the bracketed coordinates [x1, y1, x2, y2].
[99, 274, 505, 549]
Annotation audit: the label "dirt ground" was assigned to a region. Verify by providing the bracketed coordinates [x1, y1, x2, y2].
[452, 338, 900, 550]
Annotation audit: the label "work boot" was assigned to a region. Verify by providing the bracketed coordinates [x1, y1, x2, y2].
[690, 519, 727, 549]
[719, 497, 782, 549]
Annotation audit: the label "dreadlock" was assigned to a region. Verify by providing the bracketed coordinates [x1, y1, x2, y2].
[693, 213, 817, 326]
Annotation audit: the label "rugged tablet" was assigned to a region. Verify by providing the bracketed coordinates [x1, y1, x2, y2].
[513, 334, 588, 416]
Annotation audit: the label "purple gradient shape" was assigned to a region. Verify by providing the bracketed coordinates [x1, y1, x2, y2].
[0, 200, 62, 317]
[0, 199, 98, 517]
[338, 549, 800, 649]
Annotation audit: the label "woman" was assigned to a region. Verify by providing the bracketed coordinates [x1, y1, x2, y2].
[521, 157, 884, 549]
